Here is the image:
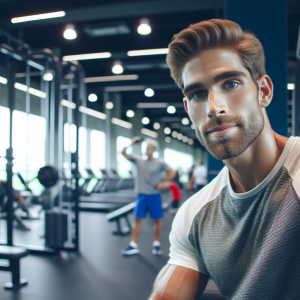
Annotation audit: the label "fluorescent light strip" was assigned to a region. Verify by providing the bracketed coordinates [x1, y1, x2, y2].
[137, 102, 168, 108]
[127, 48, 169, 56]
[61, 100, 76, 109]
[141, 128, 158, 138]
[14, 83, 46, 98]
[11, 11, 65, 23]
[0, 76, 8, 84]
[84, 74, 138, 83]
[63, 52, 111, 61]
[79, 106, 107, 120]
[287, 83, 295, 90]
[111, 117, 132, 129]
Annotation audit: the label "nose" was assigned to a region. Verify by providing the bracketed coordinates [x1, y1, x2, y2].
[207, 91, 227, 119]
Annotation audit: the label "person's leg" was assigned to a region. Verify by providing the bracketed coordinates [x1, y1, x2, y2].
[131, 218, 142, 244]
[153, 219, 162, 242]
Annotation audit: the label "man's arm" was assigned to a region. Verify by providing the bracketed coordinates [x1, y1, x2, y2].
[121, 146, 131, 161]
[187, 175, 195, 190]
[121, 136, 142, 161]
[149, 264, 209, 300]
[156, 168, 176, 190]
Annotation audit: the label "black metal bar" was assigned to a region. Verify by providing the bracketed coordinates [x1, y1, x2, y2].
[10, 259, 20, 285]
[6, 58, 16, 246]
[0, 28, 32, 51]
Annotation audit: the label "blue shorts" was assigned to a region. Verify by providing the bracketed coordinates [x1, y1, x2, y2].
[134, 193, 163, 219]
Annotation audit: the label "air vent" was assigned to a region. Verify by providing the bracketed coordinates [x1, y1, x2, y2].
[83, 21, 131, 37]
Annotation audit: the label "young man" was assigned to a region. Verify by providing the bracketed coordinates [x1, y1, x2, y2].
[121, 137, 175, 256]
[149, 19, 300, 299]
[187, 162, 207, 191]
[159, 180, 181, 213]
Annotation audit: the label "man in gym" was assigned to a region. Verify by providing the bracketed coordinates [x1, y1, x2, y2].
[121, 137, 175, 256]
[149, 19, 300, 299]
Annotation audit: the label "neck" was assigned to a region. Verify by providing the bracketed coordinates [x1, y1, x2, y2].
[147, 155, 154, 160]
[224, 113, 288, 194]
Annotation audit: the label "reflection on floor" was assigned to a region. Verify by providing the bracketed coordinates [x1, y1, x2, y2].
[0, 191, 225, 300]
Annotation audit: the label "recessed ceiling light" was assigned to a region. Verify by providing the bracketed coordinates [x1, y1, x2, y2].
[43, 72, 53, 81]
[287, 83, 295, 90]
[182, 117, 189, 125]
[172, 131, 178, 138]
[138, 18, 151, 35]
[191, 123, 196, 130]
[64, 24, 77, 40]
[188, 139, 194, 145]
[167, 106, 176, 114]
[105, 102, 114, 109]
[127, 48, 168, 56]
[142, 117, 150, 125]
[126, 110, 135, 118]
[165, 137, 171, 143]
[144, 88, 154, 97]
[112, 61, 123, 74]
[164, 127, 171, 135]
[88, 93, 98, 102]
[182, 136, 188, 143]
[177, 133, 183, 140]
[153, 122, 160, 130]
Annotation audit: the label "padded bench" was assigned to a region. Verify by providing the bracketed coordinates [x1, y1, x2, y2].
[0, 245, 28, 290]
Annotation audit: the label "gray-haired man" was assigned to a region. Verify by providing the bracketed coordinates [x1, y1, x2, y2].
[121, 136, 175, 256]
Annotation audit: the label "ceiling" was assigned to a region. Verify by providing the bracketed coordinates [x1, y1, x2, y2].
[0, 0, 299, 142]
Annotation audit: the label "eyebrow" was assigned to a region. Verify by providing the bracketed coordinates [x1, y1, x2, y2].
[183, 70, 247, 96]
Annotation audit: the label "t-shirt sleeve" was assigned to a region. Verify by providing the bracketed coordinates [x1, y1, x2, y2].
[127, 154, 138, 163]
[167, 203, 209, 275]
[160, 160, 170, 172]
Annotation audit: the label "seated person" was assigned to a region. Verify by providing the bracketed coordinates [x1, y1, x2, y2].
[160, 181, 182, 213]
[0, 181, 31, 231]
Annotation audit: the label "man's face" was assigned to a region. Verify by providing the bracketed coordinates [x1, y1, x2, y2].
[182, 48, 265, 160]
[146, 143, 155, 157]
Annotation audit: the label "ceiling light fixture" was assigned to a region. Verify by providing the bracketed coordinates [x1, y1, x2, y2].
[61, 99, 76, 109]
[105, 102, 114, 109]
[0, 76, 8, 85]
[188, 139, 194, 145]
[11, 11, 65, 23]
[63, 52, 111, 61]
[153, 122, 160, 130]
[111, 117, 132, 129]
[182, 117, 189, 125]
[164, 127, 171, 135]
[142, 117, 150, 125]
[43, 72, 53, 81]
[127, 48, 169, 56]
[84, 74, 138, 83]
[172, 131, 178, 138]
[287, 83, 295, 90]
[88, 93, 98, 102]
[112, 61, 123, 74]
[177, 133, 183, 140]
[137, 102, 167, 108]
[191, 124, 196, 130]
[141, 128, 158, 138]
[144, 88, 154, 97]
[167, 105, 176, 114]
[165, 137, 171, 143]
[79, 106, 106, 120]
[64, 24, 77, 40]
[137, 18, 151, 35]
[182, 136, 188, 143]
[14, 82, 46, 98]
[126, 110, 135, 118]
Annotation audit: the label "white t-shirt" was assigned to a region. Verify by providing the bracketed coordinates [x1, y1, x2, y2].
[168, 136, 300, 299]
[193, 165, 207, 185]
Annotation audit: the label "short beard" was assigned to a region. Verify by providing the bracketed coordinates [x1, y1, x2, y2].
[195, 104, 265, 160]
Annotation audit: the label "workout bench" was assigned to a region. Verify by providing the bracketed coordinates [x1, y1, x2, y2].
[0, 245, 28, 290]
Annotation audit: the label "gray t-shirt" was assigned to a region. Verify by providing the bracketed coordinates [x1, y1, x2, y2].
[168, 136, 300, 299]
[129, 155, 170, 195]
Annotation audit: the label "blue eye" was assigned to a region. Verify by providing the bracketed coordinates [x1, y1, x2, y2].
[191, 90, 208, 100]
[224, 82, 238, 89]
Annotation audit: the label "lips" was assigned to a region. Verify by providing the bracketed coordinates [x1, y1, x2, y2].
[210, 125, 236, 133]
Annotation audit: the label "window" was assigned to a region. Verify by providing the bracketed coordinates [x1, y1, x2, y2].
[164, 148, 193, 182]
[90, 130, 105, 173]
[116, 136, 132, 178]
[0, 106, 10, 180]
[79, 127, 87, 168]
[64, 123, 77, 153]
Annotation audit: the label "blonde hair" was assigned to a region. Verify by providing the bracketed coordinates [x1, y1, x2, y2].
[166, 19, 266, 90]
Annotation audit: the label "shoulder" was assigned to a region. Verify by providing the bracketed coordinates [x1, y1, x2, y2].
[172, 167, 228, 237]
[283, 137, 300, 179]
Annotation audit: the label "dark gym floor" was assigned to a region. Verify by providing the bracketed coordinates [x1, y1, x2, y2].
[0, 193, 225, 300]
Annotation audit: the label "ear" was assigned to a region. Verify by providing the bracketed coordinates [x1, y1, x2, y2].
[257, 75, 273, 108]
[183, 96, 189, 114]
